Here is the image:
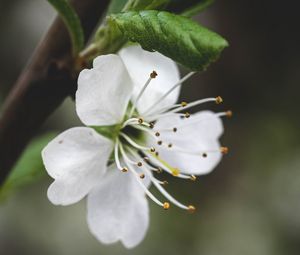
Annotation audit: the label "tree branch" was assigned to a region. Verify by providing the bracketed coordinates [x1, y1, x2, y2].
[0, 0, 110, 184]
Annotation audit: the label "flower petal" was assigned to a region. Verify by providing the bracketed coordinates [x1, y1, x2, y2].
[118, 45, 180, 114]
[42, 127, 113, 205]
[148, 111, 223, 175]
[76, 54, 133, 126]
[87, 165, 149, 248]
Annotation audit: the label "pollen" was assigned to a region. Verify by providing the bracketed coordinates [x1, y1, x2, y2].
[185, 112, 191, 118]
[155, 152, 159, 156]
[149, 122, 155, 129]
[138, 117, 144, 124]
[150, 70, 158, 78]
[220, 146, 229, 154]
[155, 132, 160, 137]
[215, 96, 223, 104]
[190, 175, 197, 181]
[226, 110, 233, 118]
[163, 202, 170, 210]
[181, 101, 188, 107]
[137, 162, 143, 167]
[173, 127, 177, 132]
[172, 168, 180, 176]
[150, 147, 156, 152]
[188, 205, 196, 213]
[140, 173, 145, 179]
[202, 153, 207, 158]
[157, 140, 163, 145]
[121, 167, 128, 172]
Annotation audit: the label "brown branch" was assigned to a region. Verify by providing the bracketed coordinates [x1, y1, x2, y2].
[0, 0, 110, 184]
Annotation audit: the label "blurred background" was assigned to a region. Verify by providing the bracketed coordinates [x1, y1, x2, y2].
[1, 0, 300, 254]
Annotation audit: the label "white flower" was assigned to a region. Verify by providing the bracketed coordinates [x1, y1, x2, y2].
[42, 45, 229, 248]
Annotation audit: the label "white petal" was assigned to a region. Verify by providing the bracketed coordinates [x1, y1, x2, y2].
[118, 45, 180, 114]
[42, 127, 113, 205]
[76, 54, 133, 126]
[87, 166, 149, 248]
[148, 111, 223, 175]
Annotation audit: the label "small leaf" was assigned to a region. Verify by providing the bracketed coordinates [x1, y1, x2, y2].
[0, 132, 57, 200]
[110, 10, 228, 70]
[123, 0, 170, 11]
[107, 0, 129, 14]
[47, 0, 84, 56]
[181, 0, 214, 17]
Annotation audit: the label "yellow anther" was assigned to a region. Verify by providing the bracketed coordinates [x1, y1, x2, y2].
[173, 127, 177, 132]
[190, 175, 197, 181]
[181, 101, 188, 107]
[137, 162, 143, 167]
[157, 140, 163, 145]
[226, 110, 233, 118]
[215, 96, 223, 104]
[138, 117, 144, 124]
[172, 168, 180, 176]
[163, 202, 170, 210]
[188, 205, 196, 213]
[220, 146, 229, 154]
[150, 147, 156, 152]
[168, 143, 173, 148]
[155, 132, 160, 137]
[121, 167, 128, 172]
[185, 112, 190, 118]
[150, 70, 158, 78]
[140, 173, 145, 179]
[202, 153, 207, 158]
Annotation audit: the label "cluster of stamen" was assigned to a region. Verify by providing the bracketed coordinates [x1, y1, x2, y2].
[114, 71, 231, 213]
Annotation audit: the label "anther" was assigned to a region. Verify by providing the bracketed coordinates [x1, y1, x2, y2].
[157, 140, 163, 145]
[162, 181, 168, 186]
[149, 122, 155, 129]
[202, 153, 207, 158]
[163, 202, 170, 210]
[173, 127, 177, 132]
[121, 167, 128, 172]
[150, 147, 156, 152]
[168, 143, 173, 148]
[143, 157, 149, 162]
[215, 96, 223, 104]
[220, 146, 229, 154]
[226, 110, 233, 118]
[150, 70, 158, 79]
[137, 162, 143, 167]
[172, 168, 180, 176]
[188, 205, 196, 213]
[185, 112, 191, 118]
[140, 173, 145, 179]
[138, 117, 144, 124]
[155, 132, 160, 137]
[157, 167, 163, 173]
[155, 152, 159, 156]
[181, 101, 188, 107]
[190, 175, 197, 181]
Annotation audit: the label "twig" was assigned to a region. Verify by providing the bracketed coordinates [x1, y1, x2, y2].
[0, 0, 110, 184]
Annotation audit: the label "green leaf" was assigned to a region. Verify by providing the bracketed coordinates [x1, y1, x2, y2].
[123, 0, 170, 11]
[47, 0, 84, 56]
[181, 0, 214, 17]
[107, 0, 129, 14]
[0, 132, 57, 200]
[110, 10, 228, 70]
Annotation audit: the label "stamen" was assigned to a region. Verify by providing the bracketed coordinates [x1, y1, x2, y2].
[114, 139, 126, 172]
[120, 133, 153, 152]
[119, 145, 167, 208]
[188, 205, 196, 213]
[220, 146, 229, 154]
[190, 175, 197, 181]
[142, 72, 195, 116]
[216, 110, 233, 118]
[163, 202, 170, 210]
[129, 71, 157, 117]
[215, 96, 223, 104]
